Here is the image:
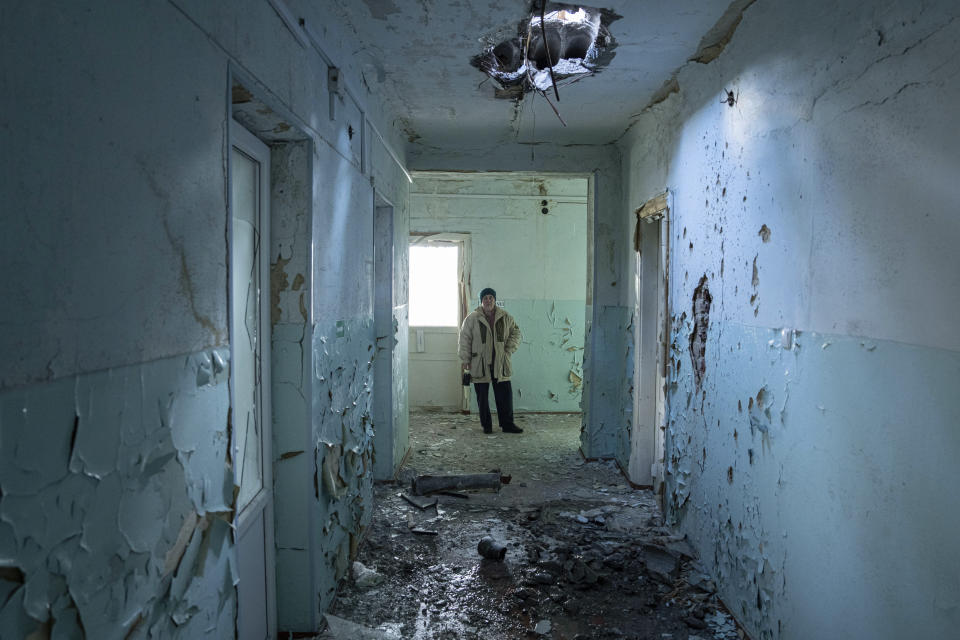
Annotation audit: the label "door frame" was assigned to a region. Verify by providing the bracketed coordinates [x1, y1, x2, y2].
[373, 198, 396, 480]
[229, 119, 277, 638]
[628, 191, 670, 490]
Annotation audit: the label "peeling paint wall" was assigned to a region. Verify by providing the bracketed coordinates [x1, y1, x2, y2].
[307, 131, 411, 614]
[621, 0, 960, 637]
[0, 351, 236, 638]
[409, 174, 588, 411]
[269, 141, 315, 630]
[2, 0, 410, 635]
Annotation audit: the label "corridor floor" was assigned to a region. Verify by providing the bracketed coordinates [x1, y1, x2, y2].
[324, 412, 743, 640]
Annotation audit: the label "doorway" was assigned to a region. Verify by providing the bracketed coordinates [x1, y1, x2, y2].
[407, 237, 469, 411]
[407, 172, 589, 418]
[230, 121, 277, 640]
[628, 193, 669, 490]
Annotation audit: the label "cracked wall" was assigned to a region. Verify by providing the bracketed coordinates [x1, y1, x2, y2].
[409, 174, 589, 412]
[621, 0, 960, 637]
[2, 0, 411, 636]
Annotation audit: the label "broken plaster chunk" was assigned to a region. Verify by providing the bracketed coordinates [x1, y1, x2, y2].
[211, 349, 227, 375]
[352, 561, 384, 589]
[643, 545, 680, 584]
[321, 443, 347, 499]
[191, 350, 230, 387]
[534, 619, 552, 635]
[195, 352, 214, 387]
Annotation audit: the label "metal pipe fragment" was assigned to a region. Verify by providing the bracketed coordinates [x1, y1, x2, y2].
[477, 535, 507, 561]
[412, 472, 502, 495]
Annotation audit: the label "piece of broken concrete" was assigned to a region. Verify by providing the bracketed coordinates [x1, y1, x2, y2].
[534, 619, 552, 635]
[352, 561, 384, 589]
[641, 545, 679, 584]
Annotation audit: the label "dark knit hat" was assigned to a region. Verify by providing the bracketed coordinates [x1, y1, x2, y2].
[479, 287, 496, 303]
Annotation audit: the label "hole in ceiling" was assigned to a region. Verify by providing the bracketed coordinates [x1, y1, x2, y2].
[471, 3, 620, 99]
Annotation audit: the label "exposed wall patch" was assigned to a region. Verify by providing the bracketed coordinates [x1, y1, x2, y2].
[689, 276, 712, 389]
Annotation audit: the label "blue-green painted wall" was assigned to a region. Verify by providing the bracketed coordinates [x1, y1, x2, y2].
[410, 174, 588, 412]
[620, 0, 960, 637]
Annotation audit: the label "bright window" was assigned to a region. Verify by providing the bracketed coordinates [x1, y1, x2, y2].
[409, 245, 459, 326]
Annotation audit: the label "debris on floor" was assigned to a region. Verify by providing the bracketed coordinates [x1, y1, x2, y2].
[330, 412, 745, 640]
[320, 613, 402, 639]
[412, 472, 505, 495]
[401, 493, 439, 510]
[477, 536, 508, 561]
[352, 561, 385, 589]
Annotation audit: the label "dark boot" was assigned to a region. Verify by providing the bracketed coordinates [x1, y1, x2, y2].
[492, 379, 519, 432]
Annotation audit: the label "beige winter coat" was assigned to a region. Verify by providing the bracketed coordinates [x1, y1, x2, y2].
[458, 306, 521, 382]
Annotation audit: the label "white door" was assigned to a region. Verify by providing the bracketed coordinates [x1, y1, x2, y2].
[231, 121, 276, 640]
[407, 242, 463, 411]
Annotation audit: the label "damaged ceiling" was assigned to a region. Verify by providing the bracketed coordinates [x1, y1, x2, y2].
[325, 0, 744, 150]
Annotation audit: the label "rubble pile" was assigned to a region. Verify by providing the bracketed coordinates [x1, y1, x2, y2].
[326, 412, 745, 640]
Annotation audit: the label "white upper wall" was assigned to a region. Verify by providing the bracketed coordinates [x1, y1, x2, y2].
[410, 174, 588, 303]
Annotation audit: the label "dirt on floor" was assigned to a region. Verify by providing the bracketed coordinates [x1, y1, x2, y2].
[323, 412, 743, 640]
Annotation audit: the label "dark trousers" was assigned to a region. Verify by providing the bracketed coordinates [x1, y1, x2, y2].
[473, 379, 514, 428]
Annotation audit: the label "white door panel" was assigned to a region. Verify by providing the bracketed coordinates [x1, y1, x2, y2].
[409, 328, 461, 409]
[231, 121, 275, 639]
